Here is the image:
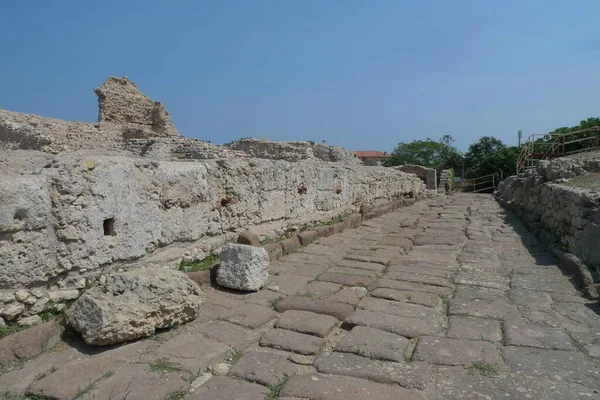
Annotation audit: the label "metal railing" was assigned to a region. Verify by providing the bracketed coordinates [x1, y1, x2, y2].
[517, 127, 600, 173]
[471, 174, 497, 192]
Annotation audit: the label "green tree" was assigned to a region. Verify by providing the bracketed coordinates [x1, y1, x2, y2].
[383, 135, 462, 170]
[464, 136, 518, 178]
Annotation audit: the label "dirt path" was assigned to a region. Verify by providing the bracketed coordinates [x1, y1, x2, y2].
[2, 193, 599, 399]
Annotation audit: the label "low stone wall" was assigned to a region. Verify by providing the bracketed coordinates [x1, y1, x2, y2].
[0, 151, 426, 322]
[496, 155, 600, 292]
[394, 165, 437, 190]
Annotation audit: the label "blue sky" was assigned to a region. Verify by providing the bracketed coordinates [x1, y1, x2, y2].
[1, 1, 599, 152]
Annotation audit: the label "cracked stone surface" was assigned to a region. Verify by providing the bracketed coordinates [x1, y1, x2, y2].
[4, 194, 600, 399]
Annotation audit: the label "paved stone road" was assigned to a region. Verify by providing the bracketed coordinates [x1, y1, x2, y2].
[2, 193, 599, 399]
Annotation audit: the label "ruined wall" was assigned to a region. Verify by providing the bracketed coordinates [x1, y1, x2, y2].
[0, 76, 431, 323]
[496, 154, 600, 267]
[227, 138, 361, 164]
[394, 165, 437, 190]
[0, 152, 426, 321]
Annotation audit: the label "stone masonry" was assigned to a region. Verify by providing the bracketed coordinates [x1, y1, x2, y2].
[0, 77, 428, 322]
[2, 193, 598, 399]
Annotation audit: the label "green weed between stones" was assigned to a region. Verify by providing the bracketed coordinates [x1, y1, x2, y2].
[228, 348, 244, 363]
[266, 375, 290, 400]
[468, 361, 499, 376]
[268, 296, 285, 310]
[149, 358, 181, 373]
[178, 253, 220, 273]
[165, 389, 187, 400]
[0, 324, 26, 339]
[34, 366, 58, 381]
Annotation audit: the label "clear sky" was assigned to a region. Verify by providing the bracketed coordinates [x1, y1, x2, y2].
[1, 1, 599, 152]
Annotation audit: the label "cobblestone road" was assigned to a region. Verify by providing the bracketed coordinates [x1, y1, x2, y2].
[2, 193, 599, 399]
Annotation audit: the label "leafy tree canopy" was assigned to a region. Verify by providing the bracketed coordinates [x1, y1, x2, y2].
[383, 135, 462, 171]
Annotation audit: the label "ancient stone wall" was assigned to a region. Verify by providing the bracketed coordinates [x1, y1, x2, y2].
[496, 154, 600, 268]
[438, 169, 452, 194]
[394, 165, 437, 190]
[228, 138, 361, 164]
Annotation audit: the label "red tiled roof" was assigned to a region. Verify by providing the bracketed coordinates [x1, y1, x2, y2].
[355, 151, 391, 158]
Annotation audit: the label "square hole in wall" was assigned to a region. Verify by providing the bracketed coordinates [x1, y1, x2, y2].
[103, 218, 116, 236]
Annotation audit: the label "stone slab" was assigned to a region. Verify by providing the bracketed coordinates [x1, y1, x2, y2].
[315, 352, 433, 390]
[447, 316, 502, 342]
[336, 259, 386, 273]
[320, 271, 373, 287]
[224, 303, 278, 329]
[344, 254, 390, 266]
[228, 351, 302, 387]
[260, 329, 324, 355]
[276, 310, 338, 337]
[374, 278, 453, 296]
[88, 363, 188, 400]
[187, 376, 268, 400]
[371, 288, 442, 308]
[195, 321, 261, 350]
[344, 310, 445, 338]
[281, 373, 426, 400]
[504, 321, 576, 350]
[276, 296, 355, 320]
[334, 326, 410, 362]
[302, 281, 343, 297]
[503, 346, 600, 390]
[0, 321, 63, 368]
[328, 286, 368, 305]
[449, 298, 518, 320]
[384, 271, 453, 287]
[413, 336, 502, 366]
[358, 297, 438, 319]
[267, 274, 312, 295]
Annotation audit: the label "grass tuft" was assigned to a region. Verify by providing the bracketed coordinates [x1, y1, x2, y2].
[228, 348, 244, 363]
[179, 253, 220, 273]
[266, 375, 290, 400]
[165, 389, 187, 400]
[268, 296, 285, 310]
[468, 361, 499, 376]
[149, 358, 181, 373]
[0, 324, 27, 340]
[34, 366, 58, 381]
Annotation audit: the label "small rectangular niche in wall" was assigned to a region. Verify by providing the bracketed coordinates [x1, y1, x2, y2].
[103, 218, 116, 236]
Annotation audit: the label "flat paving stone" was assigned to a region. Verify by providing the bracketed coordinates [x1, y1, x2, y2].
[144, 332, 231, 373]
[387, 264, 454, 278]
[228, 351, 302, 386]
[88, 363, 188, 400]
[454, 269, 510, 290]
[374, 278, 453, 296]
[315, 352, 433, 390]
[344, 310, 445, 338]
[328, 266, 379, 278]
[224, 303, 278, 329]
[413, 336, 502, 366]
[449, 297, 519, 320]
[260, 329, 325, 355]
[327, 286, 368, 305]
[276, 310, 338, 337]
[281, 373, 427, 400]
[302, 280, 342, 296]
[195, 321, 261, 350]
[383, 271, 453, 287]
[27, 355, 124, 399]
[358, 297, 439, 318]
[447, 316, 503, 342]
[287, 262, 329, 277]
[504, 346, 600, 390]
[343, 254, 390, 265]
[187, 376, 268, 400]
[267, 274, 312, 295]
[276, 296, 355, 320]
[371, 287, 442, 308]
[319, 271, 373, 287]
[435, 366, 598, 400]
[334, 326, 410, 362]
[335, 259, 386, 273]
[504, 320, 576, 350]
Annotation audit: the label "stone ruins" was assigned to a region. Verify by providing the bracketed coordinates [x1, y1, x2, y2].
[0, 77, 598, 400]
[0, 76, 428, 322]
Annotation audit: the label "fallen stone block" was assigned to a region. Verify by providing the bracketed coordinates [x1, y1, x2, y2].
[216, 244, 269, 291]
[298, 230, 318, 245]
[263, 242, 283, 261]
[314, 225, 334, 237]
[343, 213, 362, 229]
[237, 230, 260, 246]
[0, 321, 63, 369]
[66, 268, 203, 345]
[281, 237, 301, 254]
